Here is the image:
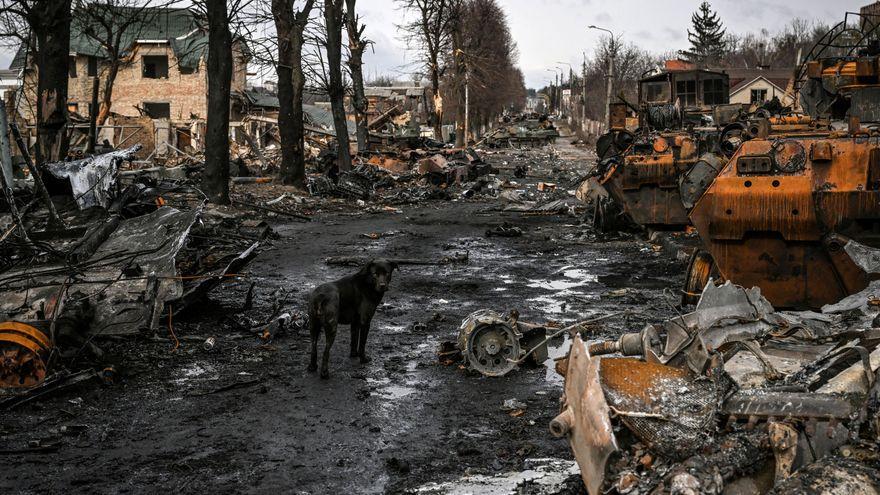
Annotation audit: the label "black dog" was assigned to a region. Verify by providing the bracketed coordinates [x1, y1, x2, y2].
[307, 259, 398, 378]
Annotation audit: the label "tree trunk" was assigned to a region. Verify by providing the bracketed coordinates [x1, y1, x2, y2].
[290, 24, 308, 182]
[324, 0, 351, 172]
[29, 0, 72, 164]
[96, 60, 121, 126]
[452, 29, 465, 147]
[272, 0, 312, 188]
[429, 64, 443, 140]
[203, 0, 232, 204]
[345, 0, 368, 153]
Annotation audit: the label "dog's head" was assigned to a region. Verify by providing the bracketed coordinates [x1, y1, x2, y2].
[361, 259, 398, 293]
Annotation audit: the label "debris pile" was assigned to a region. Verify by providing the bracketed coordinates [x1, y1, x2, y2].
[553, 280, 880, 494]
[0, 147, 267, 406]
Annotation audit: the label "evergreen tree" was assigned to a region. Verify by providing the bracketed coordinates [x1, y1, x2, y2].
[680, 1, 727, 65]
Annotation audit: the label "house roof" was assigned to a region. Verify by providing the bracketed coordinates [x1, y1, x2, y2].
[728, 75, 789, 97]
[241, 89, 279, 109]
[11, 7, 223, 72]
[716, 68, 794, 94]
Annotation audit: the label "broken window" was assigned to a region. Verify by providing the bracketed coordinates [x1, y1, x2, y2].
[87, 56, 98, 77]
[675, 79, 697, 106]
[142, 55, 169, 79]
[69, 56, 77, 78]
[750, 88, 768, 103]
[143, 102, 170, 119]
[642, 81, 671, 104]
[702, 78, 727, 105]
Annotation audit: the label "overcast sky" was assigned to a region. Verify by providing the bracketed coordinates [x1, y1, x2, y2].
[360, 0, 869, 88]
[0, 0, 868, 88]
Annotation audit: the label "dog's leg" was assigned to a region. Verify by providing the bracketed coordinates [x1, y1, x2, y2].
[321, 322, 337, 379]
[308, 318, 320, 372]
[358, 318, 372, 364]
[350, 322, 360, 358]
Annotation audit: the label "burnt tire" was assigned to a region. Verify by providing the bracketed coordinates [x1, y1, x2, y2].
[683, 249, 717, 306]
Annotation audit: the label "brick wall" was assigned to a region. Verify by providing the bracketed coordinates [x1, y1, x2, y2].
[22, 40, 248, 125]
[67, 43, 207, 121]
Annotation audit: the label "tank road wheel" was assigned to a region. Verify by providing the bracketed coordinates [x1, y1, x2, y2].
[458, 310, 524, 377]
[683, 249, 717, 306]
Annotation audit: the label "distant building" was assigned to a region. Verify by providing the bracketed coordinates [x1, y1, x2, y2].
[358, 86, 433, 127]
[0, 69, 21, 97]
[724, 68, 795, 106]
[526, 95, 546, 113]
[12, 7, 250, 124]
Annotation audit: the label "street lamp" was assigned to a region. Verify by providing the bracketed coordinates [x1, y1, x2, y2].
[554, 67, 565, 116]
[589, 25, 617, 131]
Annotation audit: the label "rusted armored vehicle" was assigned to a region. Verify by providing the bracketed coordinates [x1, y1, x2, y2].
[486, 114, 559, 148]
[685, 14, 880, 308]
[593, 69, 730, 230]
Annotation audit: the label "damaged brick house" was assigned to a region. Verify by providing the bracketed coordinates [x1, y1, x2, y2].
[11, 6, 250, 154]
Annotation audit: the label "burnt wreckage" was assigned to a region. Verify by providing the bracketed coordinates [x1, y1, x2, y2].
[0, 143, 265, 402]
[555, 13, 880, 494]
[593, 68, 729, 230]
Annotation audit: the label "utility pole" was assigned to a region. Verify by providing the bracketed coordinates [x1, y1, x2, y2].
[589, 25, 617, 131]
[582, 52, 587, 128]
[555, 73, 559, 115]
[557, 61, 573, 119]
[607, 38, 614, 129]
[545, 69, 558, 114]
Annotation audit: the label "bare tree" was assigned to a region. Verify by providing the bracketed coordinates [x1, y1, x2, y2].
[202, 0, 233, 204]
[323, 0, 351, 171]
[396, 0, 453, 138]
[272, 0, 314, 188]
[345, 0, 368, 152]
[0, 0, 72, 163]
[74, 0, 165, 126]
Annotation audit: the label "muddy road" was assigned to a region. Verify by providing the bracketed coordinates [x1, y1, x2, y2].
[3, 136, 686, 494]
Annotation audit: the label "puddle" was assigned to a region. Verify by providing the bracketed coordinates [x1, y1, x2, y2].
[527, 295, 567, 314]
[543, 334, 571, 387]
[526, 279, 585, 291]
[370, 378, 417, 400]
[413, 457, 579, 494]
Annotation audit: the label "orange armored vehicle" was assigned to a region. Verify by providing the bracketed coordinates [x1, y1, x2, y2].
[685, 15, 880, 308]
[594, 69, 730, 230]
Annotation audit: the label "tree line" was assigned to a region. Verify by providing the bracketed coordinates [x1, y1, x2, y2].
[0, 0, 526, 205]
[395, 0, 526, 146]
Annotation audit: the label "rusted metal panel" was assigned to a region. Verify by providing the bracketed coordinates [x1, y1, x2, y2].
[689, 133, 880, 308]
[551, 336, 617, 495]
